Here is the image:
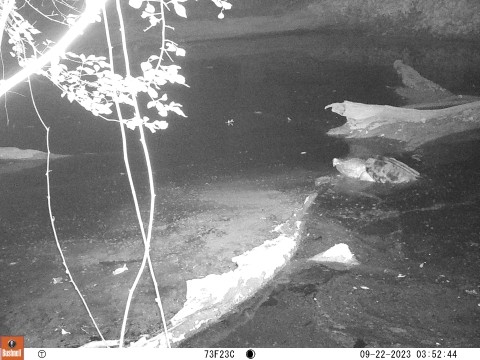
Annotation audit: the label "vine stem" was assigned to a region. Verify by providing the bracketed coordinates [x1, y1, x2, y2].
[108, 0, 171, 348]
[26, 76, 108, 346]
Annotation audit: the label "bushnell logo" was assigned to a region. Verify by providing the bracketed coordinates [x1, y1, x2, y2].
[1, 336, 24, 360]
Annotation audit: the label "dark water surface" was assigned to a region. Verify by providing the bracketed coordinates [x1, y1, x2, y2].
[4, 32, 479, 171]
[2, 31, 480, 348]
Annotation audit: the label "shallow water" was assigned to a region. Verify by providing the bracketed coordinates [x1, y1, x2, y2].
[183, 150, 480, 348]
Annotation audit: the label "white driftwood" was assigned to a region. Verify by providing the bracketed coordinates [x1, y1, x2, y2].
[325, 60, 480, 151]
[326, 100, 480, 150]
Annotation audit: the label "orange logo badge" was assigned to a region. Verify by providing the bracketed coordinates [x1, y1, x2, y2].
[1, 336, 24, 360]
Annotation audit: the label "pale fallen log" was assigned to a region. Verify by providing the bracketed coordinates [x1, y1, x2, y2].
[325, 59, 480, 151]
[325, 100, 480, 150]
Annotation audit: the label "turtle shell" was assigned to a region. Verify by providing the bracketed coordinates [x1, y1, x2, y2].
[365, 156, 419, 184]
[332, 157, 367, 178]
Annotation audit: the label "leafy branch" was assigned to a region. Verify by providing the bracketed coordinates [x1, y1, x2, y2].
[1, 0, 231, 348]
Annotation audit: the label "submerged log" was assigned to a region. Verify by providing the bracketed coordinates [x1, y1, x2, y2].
[393, 60, 480, 108]
[393, 59, 452, 104]
[325, 60, 480, 152]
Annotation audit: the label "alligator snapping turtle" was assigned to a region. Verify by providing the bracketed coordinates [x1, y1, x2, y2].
[333, 156, 419, 183]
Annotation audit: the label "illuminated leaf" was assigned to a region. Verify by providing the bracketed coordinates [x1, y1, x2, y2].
[149, 16, 161, 27]
[147, 86, 158, 98]
[176, 48, 186, 57]
[145, 3, 155, 14]
[128, 0, 145, 9]
[83, 67, 95, 75]
[222, 1, 232, 10]
[165, 43, 176, 52]
[173, 2, 187, 18]
[141, 61, 152, 71]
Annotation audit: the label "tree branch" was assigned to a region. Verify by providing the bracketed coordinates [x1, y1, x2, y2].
[0, 0, 108, 98]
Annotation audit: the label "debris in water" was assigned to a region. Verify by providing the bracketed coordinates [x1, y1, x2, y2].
[308, 243, 359, 267]
[314, 176, 332, 186]
[113, 263, 128, 275]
